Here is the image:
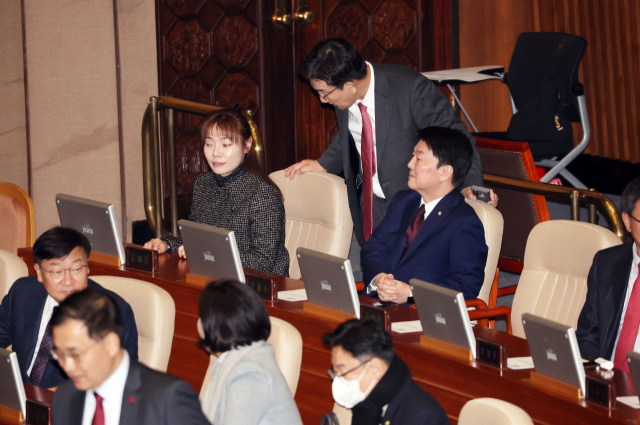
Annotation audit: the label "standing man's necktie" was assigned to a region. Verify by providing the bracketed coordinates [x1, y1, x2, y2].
[93, 392, 105, 425]
[613, 264, 640, 373]
[29, 321, 53, 386]
[405, 204, 426, 253]
[358, 103, 376, 241]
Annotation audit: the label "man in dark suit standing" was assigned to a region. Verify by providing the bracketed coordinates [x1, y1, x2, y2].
[51, 289, 209, 425]
[285, 38, 496, 246]
[361, 127, 487, 303]
[577, 177, 640, 372]
[324, 319, 449, 425]
[0, 226, 138, 388]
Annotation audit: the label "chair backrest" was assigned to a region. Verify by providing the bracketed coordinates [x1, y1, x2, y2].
[0, 183, 35, 254]
[508, 32, 587, 122]
[91, 276, 176, 372]
[510, 220, 621, 338]
[458, 398, 533, 425]
[269, 171, 353, 279]
[465, 199, 504, 304]
[475, 136, 550, 273]
[199, 316, 303, 399]
[0, 249, 28, 300]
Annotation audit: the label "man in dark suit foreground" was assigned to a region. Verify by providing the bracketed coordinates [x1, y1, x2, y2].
[0, 227, 137, 388]
[324, 319, 449, 425]
[361, 127, 488, 303]
[285, 38, 496, 245]
[51, 289, 209, 425]
[577, 177, 640, 372]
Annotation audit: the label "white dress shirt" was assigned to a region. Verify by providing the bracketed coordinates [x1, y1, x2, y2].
[27, 295, 59, 375]
[81, 350, 130, 425]
[367, 196, 445, 293]
[347, 62, 385, 199]
[610, 243, 640, 359]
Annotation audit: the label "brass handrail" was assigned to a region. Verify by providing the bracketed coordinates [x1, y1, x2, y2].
[142, 96, 264, 238]
[484, 174, 626, 242]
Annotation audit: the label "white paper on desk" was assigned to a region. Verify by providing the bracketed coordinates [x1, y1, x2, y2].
[507, 356, 535, 370]
[277, 289, 307, 302]
[617, 396, 640, 409]
[391, 320, 423, 333]
[422, 66, 502, 83]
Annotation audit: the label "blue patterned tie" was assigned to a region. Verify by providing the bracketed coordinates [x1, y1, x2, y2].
[29, 321, 53, 386]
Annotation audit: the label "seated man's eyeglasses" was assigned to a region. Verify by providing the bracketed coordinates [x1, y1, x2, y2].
[327, 358, 371, 380]
[50, 339, 101, 364]
[630, 214, 640, 224]
[39, 265, 88, 280]
[319, 86, 339, 101]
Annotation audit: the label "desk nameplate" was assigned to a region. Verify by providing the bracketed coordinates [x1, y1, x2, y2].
[246, 273, 276, 301]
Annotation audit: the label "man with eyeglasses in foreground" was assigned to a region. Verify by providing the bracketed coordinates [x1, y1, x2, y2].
[51, 289, 209, 425]
[0, 226, 137, 389]
[577, 177, 640, 373]
[324, 319, 448, 425]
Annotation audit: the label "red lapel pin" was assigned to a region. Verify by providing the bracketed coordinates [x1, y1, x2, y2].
[129, 396, 136, 404]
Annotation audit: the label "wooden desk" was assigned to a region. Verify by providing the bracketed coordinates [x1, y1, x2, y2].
[17, 248, 640, 425]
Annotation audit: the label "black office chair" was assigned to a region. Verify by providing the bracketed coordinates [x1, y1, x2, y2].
[475, 32, 589, 189]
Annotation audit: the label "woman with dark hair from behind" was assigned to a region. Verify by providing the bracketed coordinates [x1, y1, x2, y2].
[197, 279, 302, 425]
[144, 108, 290, 276]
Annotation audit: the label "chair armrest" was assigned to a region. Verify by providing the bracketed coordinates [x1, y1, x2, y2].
[355, 281, 365, 292]
[465, 298, 488, 310]
[497, 285, 517, 297]
[468, 306, 512, 334]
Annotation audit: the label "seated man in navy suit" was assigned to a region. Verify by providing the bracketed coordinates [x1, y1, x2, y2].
[577, 177, 640, 372]
[0, 226, 138, 388]
[361, 126, 488, 303]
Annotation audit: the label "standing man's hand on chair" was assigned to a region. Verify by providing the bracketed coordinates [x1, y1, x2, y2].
[284, 160, 326, 179]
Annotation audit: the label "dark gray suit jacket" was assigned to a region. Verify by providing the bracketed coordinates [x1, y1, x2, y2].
[317, 62, 483, 244]
[52, 359, 210, 425]
[576, 243, 635, 360]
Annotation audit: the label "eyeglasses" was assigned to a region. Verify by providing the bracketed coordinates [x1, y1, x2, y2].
[319, 86, 339, 101]
[39, 265, 87, 280]
[51, 339, 101, 364]
[327, 358, 371, 380]
[629, 214, 640, 224]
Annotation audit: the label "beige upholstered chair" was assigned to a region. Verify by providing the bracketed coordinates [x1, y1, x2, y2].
[269, 170, 353, 279]
[199, 316, 303, 398]
[0, 249, 28, 299]
[465, 199, 504, 306]
[0, 182, 35, 254]
[91, 276, 176, 372]
[469, 220, 621, 337]
[331, 403, 352, 425]
[458, 398, 533, 425]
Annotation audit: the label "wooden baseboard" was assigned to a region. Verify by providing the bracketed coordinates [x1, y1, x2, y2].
[529, 371, 582, 399]
[302, 302, 356, 322]
[89, 252, 121, 267]
[419, 334, 473, 362]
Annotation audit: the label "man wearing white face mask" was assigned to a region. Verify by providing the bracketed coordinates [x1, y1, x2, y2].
[323, 319, 449, 425]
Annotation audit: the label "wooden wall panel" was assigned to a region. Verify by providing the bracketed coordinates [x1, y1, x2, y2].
[459, 0, 640, 163]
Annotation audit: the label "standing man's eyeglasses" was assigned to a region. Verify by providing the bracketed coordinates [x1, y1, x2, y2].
[319, 86, 339, 101]
[629, 214, 640, 224]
